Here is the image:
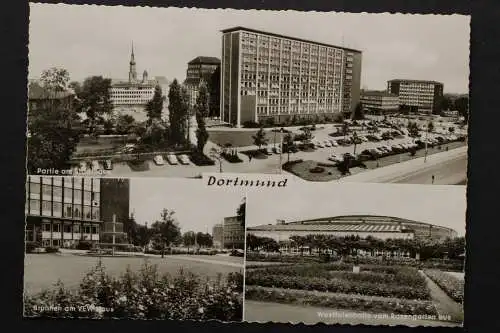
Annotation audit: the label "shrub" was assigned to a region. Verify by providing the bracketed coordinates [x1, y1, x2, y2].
[24, 260, 243, 321]
[424, 269, 464, 303]
[309, 166, 325, 173]
[26, 241, 40, 253]
[190, 152, 215, 166]
[76, 241, 94, 251]
[44, 246, 60, 253]
[245, 286, 438, 316]
[221, 152, 243, 163]
[242, 121, 260, 128]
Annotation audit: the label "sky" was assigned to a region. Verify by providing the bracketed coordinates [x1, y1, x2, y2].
[129, 178, 244, 233]
[247, 183, 467, 236]
[29, 3, 470, 93]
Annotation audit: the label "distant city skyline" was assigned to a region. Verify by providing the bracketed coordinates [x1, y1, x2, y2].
[129, 178, 244, 233]
[29, 4, 470, 93]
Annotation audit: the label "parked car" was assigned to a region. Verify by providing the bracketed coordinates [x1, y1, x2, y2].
[314, 141, 325, 148]
[103, 160, 113, 170]
[265, 146, 273, 155]
[328, 154, 343, 163]
[166, 153, 178, 165]
[329, 139, 338, 147]
[230, 249, 244, 257]
[178, 154, 190, 165]
[122, 143, 136, 153]
[323, 140, 332, 147]
[273, 146, 282, 154]
[153, 155, 165, 165]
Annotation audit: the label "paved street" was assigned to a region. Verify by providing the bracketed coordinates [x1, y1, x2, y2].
[340, 146, 467, 185]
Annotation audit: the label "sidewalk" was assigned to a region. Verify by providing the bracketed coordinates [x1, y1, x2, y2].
[339, 146, 467, 184]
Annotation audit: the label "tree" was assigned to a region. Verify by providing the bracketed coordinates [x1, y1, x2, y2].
[301, 127, 313, 145]
[283, 133, 294, 163]
[150, 209, 181, 257]
[195, 82, 210, 153]
[427, 121, 434, 133]
[183, 231, 196, 250]
[168, 79, 190, 145]
[342, 122, 350, 139]
[449, 126, 455, 133]
[407, 121, 420, 137]
[440, 96, 453, 111]
[41, 68, 70, 92]
[142, 118, 167, 147]
[145, 85, 165, 120]
[124, 214, 139, 245]
[351, 131, 360, 155]
[252, 127, 268, 150]
[27, 68, 81, 172]
[237, 198, 246, 227]
[76, 76, 113, 135]
[208, 65, 221, 118]
[352, 102, 365, 120]
[115, 115, 136, 135]
[454, 96, 469, 123]
[68, 81, 82, 95]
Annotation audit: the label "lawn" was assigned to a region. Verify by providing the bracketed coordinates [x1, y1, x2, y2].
[208, 130, 286, 148]
[283, 160, 342, 181]
[24, 254, 242, 295]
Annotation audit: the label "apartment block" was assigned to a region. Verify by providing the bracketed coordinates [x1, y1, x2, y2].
[222, 216, 245, 249]
[220, 27, 362, 127]
[387, 79, 444, 114]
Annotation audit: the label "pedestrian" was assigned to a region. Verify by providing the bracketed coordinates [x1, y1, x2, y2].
[431, 175, 435, 184]
[249, 155, 252, 162]
[446, 146, 449, 151]
[376, 160, 379, 168]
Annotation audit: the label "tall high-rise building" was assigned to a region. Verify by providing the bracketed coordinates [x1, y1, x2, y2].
[387, 79, 444, 114]
[184, 56, 220, 107]
[220, 27, 362, 127]
[25, 177, 130, 248]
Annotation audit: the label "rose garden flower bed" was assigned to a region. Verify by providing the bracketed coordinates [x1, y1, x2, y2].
[24, 260, 243, 321]
[245, 286, 438, 316]
[246, 263, 430, 300]
[423, 269, 464, 303]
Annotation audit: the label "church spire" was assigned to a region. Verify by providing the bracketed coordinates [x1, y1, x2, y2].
[129, 41, 137, 83]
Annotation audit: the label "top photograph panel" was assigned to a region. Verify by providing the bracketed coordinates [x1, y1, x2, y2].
[27, 4, 470, 185]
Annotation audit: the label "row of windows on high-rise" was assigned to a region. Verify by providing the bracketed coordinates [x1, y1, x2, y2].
[26, 199, 100, 221]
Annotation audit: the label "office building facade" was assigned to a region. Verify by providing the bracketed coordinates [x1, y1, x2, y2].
[25, 177, 130, 248]
[387, 79, 444, 114]
[184, 56, 220, 107]
[212, 223, 223, 249]
[223, 216, 245, 249]
[361, 90, 400, 114]
[220, 27, 362, 127]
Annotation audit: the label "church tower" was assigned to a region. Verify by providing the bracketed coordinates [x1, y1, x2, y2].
[128, 42, 137, 83]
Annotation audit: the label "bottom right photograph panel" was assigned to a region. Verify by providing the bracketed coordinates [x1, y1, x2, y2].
[244, 182, 466, 327]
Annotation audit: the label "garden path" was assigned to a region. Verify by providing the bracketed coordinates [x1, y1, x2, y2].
[419, 270, 464, 323]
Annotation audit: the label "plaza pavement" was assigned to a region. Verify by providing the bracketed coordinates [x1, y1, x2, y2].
[107, 123, 462, 179]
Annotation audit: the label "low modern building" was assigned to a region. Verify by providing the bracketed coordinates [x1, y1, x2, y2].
[247, 215, 457, 244]
[220, 26, 362, 127]
[223, 216, 245, 249]
[212, 223, 223, 249]
[110, 44, 167, 122]
[25, 176, 130, 248]
[360, 90, 399, 114]
[387, 79, 444, 114]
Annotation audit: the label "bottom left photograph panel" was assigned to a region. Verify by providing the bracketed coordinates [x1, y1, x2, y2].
[23, 176, 245, 321]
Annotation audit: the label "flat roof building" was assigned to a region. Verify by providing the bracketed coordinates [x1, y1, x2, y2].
[361, 90, 400, 114]
[25, 177, 130, 248]
[223, 216, 245, 249]
[220, 27, 362, 127]
[387, 79, 444, 114]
